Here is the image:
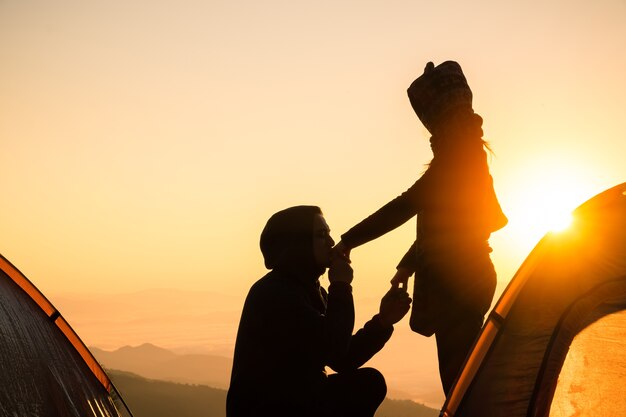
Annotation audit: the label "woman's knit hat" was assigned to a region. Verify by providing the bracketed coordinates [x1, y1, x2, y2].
[407, 61, 474, 134]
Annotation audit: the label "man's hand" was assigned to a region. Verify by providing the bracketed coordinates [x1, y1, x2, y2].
[328, 257, 353, 285]
[378, 287, 412, 327]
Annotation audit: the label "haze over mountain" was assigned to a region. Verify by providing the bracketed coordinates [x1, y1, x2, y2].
[53, 288, 243, 356]
[92, 343, 438, 404]
[92, 343, 232, 389]
[54, 288, 466, 407]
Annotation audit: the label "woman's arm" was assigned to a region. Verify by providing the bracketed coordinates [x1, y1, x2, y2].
[340, 173, 431, 250]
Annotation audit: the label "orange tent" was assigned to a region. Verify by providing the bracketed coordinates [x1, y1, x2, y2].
[0, 254, 133, 416]
[442, 182, 626, 417]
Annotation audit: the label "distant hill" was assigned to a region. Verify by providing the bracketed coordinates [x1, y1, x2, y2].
[109, 370, 226, 417]
[92, 342, 445, 408]
[59, 289, 447, 407]
[91, 343, 231, 389]
[377, 398, 440, 417]
[53, 288, 243, 357]
[108, 370, 439, 417]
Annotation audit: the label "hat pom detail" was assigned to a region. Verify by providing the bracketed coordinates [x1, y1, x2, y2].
[407, 61, 474, 134]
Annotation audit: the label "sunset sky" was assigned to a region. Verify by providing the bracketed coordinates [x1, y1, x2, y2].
[2, 1, 625, 307]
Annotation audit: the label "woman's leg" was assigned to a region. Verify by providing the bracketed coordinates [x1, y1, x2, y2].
[435, 312, 483, 395]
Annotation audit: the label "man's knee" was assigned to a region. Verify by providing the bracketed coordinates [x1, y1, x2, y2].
[358, 367, 387, 402]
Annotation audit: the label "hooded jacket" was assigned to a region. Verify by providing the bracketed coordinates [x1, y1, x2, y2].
[227, 206, 393, 417]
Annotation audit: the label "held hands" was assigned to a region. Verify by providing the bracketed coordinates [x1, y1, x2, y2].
[390, 267, 413, 288]
[328, 257, 354, 285]
[378, 286, 412, 328]
[332, 241, 352, 264]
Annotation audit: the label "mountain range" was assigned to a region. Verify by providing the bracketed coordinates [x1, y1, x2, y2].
[91, 342, 442, 404]
[57, 288, 450, 407]
[92, 343, 232, 389]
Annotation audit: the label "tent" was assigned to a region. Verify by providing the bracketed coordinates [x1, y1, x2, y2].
[0, 254, 133, 416]
[442, 182, 626, 417]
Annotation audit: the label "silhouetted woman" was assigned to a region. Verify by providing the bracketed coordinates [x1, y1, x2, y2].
[335, 61, 508, 394]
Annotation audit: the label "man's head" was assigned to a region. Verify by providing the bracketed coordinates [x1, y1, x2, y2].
[260, 206, 334, 275]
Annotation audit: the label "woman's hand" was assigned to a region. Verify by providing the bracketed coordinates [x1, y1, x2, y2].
[332, 241, 352, 263]
[390, 267, 413, 289]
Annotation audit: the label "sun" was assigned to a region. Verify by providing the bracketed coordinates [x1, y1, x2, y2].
[503, 167, 594, 250]
[548, 212, 573, 232]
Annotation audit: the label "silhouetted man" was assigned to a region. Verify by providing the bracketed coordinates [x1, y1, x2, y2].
[227, 205, 411, 417]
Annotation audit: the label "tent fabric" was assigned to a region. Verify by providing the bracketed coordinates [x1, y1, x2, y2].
[548, 308, 626, 416]
[442, 182, 626, 417]
[0, 254, 132, 417]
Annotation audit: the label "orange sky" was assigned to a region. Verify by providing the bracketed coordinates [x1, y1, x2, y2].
[1, 0, 625, 305]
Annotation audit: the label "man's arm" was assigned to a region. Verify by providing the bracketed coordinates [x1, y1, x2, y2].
[328, 287, 411, 372]
[320, 257, 356, 367]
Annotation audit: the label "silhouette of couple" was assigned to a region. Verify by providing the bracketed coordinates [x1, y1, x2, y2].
[227, 61, 508, 417]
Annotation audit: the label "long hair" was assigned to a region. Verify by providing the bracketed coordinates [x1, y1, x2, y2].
[428, 111, 493, 170]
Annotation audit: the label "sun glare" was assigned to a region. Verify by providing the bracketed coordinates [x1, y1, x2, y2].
[504, 167, 593, 250]
[509, 195, 575, 240]
[550, 212, 573, 232]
